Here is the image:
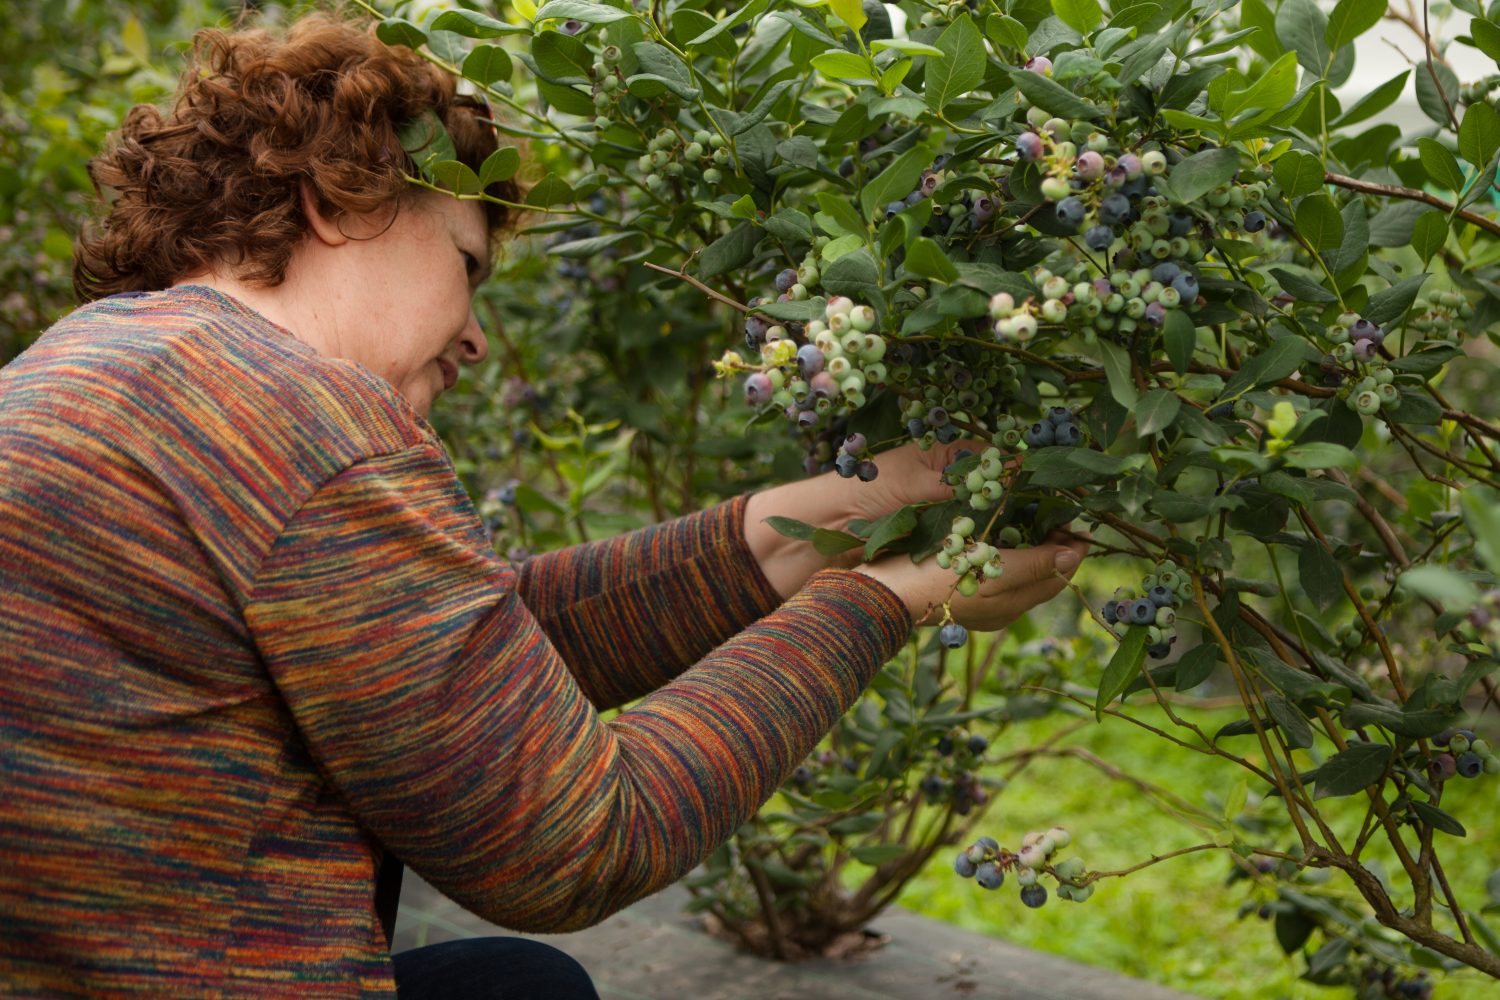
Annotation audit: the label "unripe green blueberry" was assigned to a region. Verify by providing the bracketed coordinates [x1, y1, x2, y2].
[712, 147, 730, 164]
[701, 167, 723, 185]
[645, 173, 665, 189]
[1142, 150, 1167, 174]
[1040, 176, 1071, 202]
[1352, 389, 1381, 415]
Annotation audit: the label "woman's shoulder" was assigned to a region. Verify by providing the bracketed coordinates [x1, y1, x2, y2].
[17, 285, 436, 460]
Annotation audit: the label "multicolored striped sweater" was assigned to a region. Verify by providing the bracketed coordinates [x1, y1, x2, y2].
[0, 286, 911, 997]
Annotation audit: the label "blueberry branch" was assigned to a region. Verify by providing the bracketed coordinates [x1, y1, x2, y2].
[1324, 172, 1500, 238]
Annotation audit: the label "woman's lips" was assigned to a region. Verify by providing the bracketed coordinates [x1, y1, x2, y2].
[438, 359, 458, 390]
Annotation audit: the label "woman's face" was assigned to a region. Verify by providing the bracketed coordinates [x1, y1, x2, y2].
[338, 192, 491, 417]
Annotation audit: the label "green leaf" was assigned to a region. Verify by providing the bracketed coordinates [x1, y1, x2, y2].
[1325, 0, 1386, 50]
[1167, 147, 1242, 205]
[1008, 67, 1105, 119]
[1265, 691, 1315, 749]
[1222, 51, 1298, 118]
[432, 9, 530, 36]
[1096, 626, 1148, 720]
[812, 528, 865, 555]
[1313, 743, 1391, 796]
[765, 516, 816, 541]
[815, 192, 867, 238]
[812, 51, 877, 82]
[1363, 272, 1429, 328]
[1273, 150, 1325, 198]
[1412, 212, 1448, 264]
[377, 17, 427, 49]
[1470, 18, 1500, 64]
[1415, 61, 1460, 125]
[1135, 389, 1181, 437]
[1295, 194, 1343, 249]
[1281, 441, 1357, 470]
[1098, 339, 1139, 409]
[1275, 0, 1332, 76]
[1298, 538, 1343, 611]
[1164, 311, 1195, 375]
[983, 13, 1028, 52]
[924, 14, 986, 114]
[531, 0, 634, 24]
[1459, 100, 1500, 170]
[851, 844, 908, 865]
[548, 230, 633, 257]
[872, 38, 946, 56]
[536, 78, 595, 115]
[686, 0, 768, 44]
[1333, 70, 1409, 128]
[462, 44, 513, 86]
[863, 505, 919, 560]
[398, 110, 458, 170]
[1053, 0, 1102, 35]
[1401, 564, 1481, 611]
[429, 160, 481, 195]
[860, 143, 934, 223]
[905, 237, 960, 283]
[1341, 701, 1459, 738]
[532, 30, 594, 80]
[1411, 800, 1467, 837]
[697, 223, 761, 278]
[822, 247, 882, 303]
[1461, 487, 1500, 571]
[1269, 266, 1335, 302]
[1417, 137, 1467, 191]
[829, 0, 868, 33]
[1175, 644, 1220, 691]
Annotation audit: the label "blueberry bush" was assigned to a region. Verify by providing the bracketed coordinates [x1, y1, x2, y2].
[366, 0, 1500, 986]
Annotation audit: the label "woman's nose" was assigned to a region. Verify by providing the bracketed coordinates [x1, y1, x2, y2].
[459, 309, 488, 365]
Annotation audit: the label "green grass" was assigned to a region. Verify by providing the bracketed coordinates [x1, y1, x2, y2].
[895, 704, 1500, 1000]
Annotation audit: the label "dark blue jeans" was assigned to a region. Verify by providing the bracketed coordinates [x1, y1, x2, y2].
[393, 938, 599, 999]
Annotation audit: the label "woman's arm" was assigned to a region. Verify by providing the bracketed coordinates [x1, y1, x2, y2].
[246, 444, 910, 932]
[517, 441, 970, 707]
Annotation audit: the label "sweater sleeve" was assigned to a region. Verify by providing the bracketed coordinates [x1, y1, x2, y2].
[244, 444, 910, 933]
[514, 495, 785, 709]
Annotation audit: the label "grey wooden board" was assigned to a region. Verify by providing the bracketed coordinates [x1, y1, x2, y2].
[395, 873, 1205, 1000]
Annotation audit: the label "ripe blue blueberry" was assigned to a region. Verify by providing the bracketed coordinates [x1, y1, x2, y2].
[1243, 210, 1266, 232]
[926, 406, 950, 428]
[1171, 273, 1199, 301]
[775, 268, 798, 293]
[967, 734, 989, 754]
[907, 417, 927, 438]
[1085, 224, 1114, 251]
[937, 734, 955, 755]
[1457, 751, 1484, 778]
[842, 432, 867, 455]
[921, 775, 947, 798]
[940, 622, 970, 648]
[1148, 585, 1174, 607]
[1147, 641, 1171, 658]
[839, 156, 855, 177]
[1128, 598, 1156, 625]
[1020, 884, 1048, 908]
[856, 459, 880, 482]
[1167, 210, 1194, 237]
[1025, 421, 1056, 447]
[954, 852, 978, 878]
[1151, 261, 1181, 284]
[976, 835, 999, 852]
[1101, 601, 1120, 625]
[1055, 196, 1086, 229]
[497, 481, 519, 505]
[1053, 423, 1081, 446]
[936, 424, 960, 443]
[797, 344, 825, 378]
[1098, 193, 1131, 227]
[975, 861, 1005, 889]
[1352, 318, 1383, 342]
[885, 200, 907, 219]
[1144, 302, 1167, 327]
[1015, 132, 1044, 161]
[835, 452, 859, 478]
[1047, 406, 1073, 426]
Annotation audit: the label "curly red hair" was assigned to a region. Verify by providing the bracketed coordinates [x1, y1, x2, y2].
[74, 10, 518, 302]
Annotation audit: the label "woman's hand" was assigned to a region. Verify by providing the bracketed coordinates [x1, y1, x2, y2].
[854, 529, 1088, 630]
[743, 438, 1042, 600]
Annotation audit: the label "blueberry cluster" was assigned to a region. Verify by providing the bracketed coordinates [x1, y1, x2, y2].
[952, 826, 1093, 908]
[1317, 312, 1405, 416]
[1100, 563, 1191, 658]
[1359, 967, 1434, 1000]
[1430, 728, 1498, 781]
[724, 295, 888, 433]
[625, 121, 733, 190]
[1408, 289, 1474, 343]
[994, 260, 1201, 346]
[915, 729, 992, 812]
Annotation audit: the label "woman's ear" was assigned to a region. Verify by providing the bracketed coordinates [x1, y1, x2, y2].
[299, 178, 351, 248]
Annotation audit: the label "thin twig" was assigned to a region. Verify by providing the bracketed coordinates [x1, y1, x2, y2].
[1324, 173, 1500, 238]
[643, 260, 749, 312]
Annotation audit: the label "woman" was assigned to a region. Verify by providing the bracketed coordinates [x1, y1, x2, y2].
[0, 10, 1087, 998]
